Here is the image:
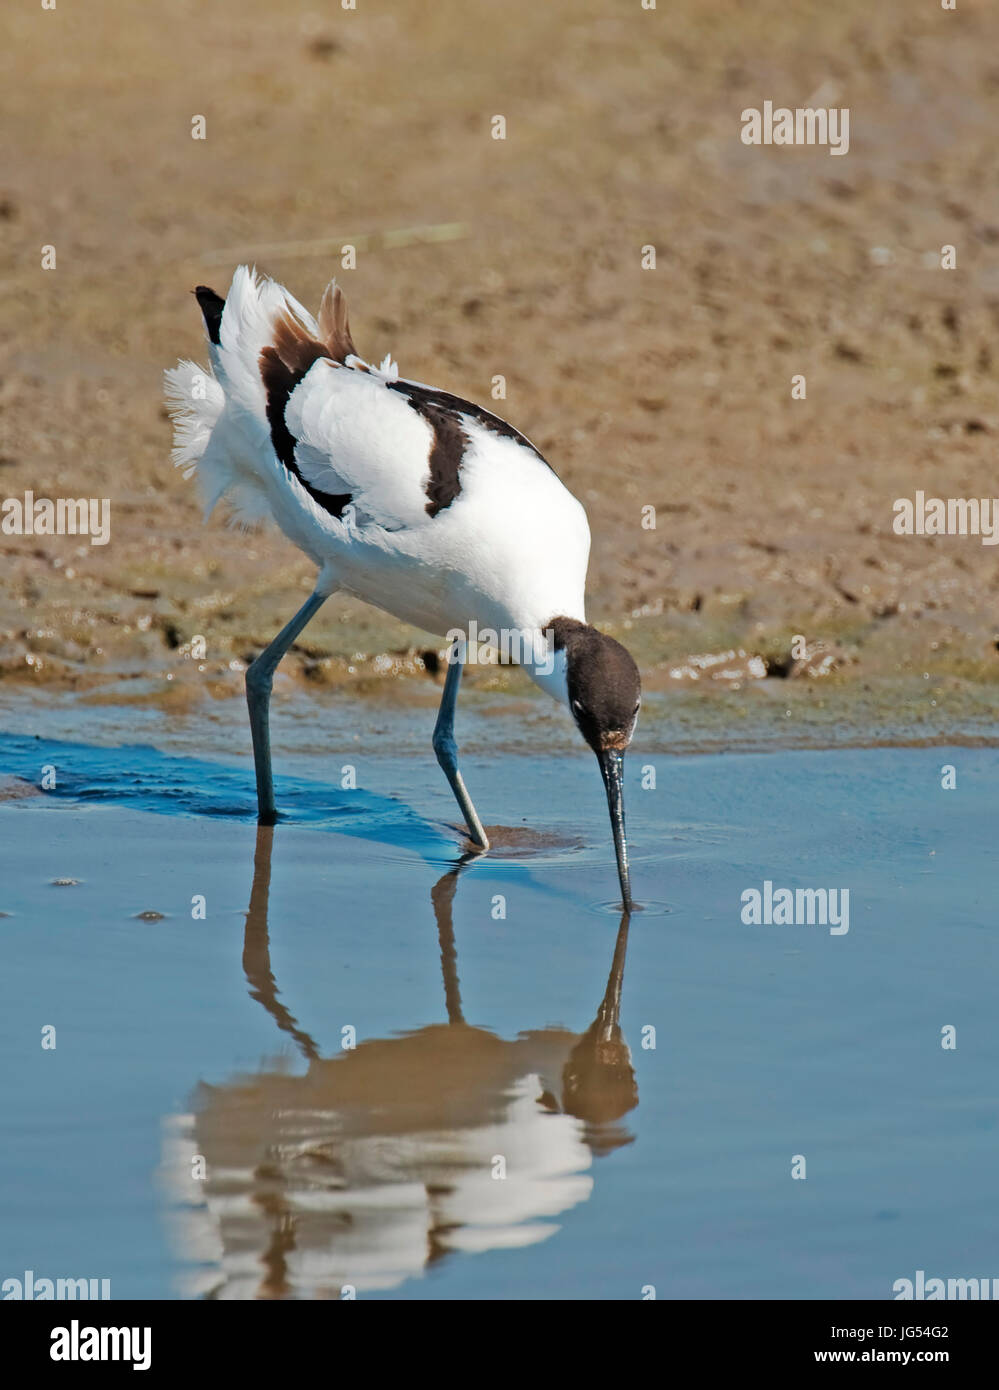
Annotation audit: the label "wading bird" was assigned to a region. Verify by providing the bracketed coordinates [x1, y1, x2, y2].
[165, 268, 641, 906]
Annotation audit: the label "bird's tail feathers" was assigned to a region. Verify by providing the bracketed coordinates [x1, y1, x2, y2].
[317, 278, 356, 362]
[166, 265, 364, 527]
[162, 359, 225, 478]
[163, 357, 270, 527]
[207, 265, 319, 414]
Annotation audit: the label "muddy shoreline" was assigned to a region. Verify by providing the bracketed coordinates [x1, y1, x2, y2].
[3, 0, 999, 735]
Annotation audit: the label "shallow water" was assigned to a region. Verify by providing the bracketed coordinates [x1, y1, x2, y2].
[0, 712, 996, 1300]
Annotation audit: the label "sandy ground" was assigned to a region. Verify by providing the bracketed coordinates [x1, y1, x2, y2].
[3, 0, 999, 726]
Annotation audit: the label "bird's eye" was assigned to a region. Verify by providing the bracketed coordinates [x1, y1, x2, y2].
[633, 700, 641, 715]
[571, 699, 585, 716]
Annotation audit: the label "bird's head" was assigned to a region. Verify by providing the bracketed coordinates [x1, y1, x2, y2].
[547, 618, 641, 909]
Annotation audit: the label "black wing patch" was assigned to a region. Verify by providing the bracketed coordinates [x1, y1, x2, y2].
[399, 396, 469, 517]
[259, 316, 352, 519]
[388, 380, 557, 475]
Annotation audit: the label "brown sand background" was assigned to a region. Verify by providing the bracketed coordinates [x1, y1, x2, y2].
[2, 0, 999, 737]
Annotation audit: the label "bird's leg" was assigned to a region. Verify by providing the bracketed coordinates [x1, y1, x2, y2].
[246, 590, 328, 824]
[432, 641, 489, 850]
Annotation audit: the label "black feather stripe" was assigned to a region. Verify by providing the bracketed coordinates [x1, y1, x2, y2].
[194, 286, 225, 346]
[387, 380, 556, 475]
[259, 348, 352, 518]
[419, 403, 468, 517]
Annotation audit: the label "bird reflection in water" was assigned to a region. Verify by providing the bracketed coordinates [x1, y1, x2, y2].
[162, 828, 638, 1298]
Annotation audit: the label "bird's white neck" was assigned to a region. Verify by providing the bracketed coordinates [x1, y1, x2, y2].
[522, 644, 570, 709]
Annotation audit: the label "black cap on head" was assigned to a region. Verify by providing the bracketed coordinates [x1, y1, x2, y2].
[549, 618, 641, 909]
[549, 618, 641, 753]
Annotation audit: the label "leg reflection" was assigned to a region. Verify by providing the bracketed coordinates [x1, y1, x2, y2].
[241, 824, 320, 1063]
